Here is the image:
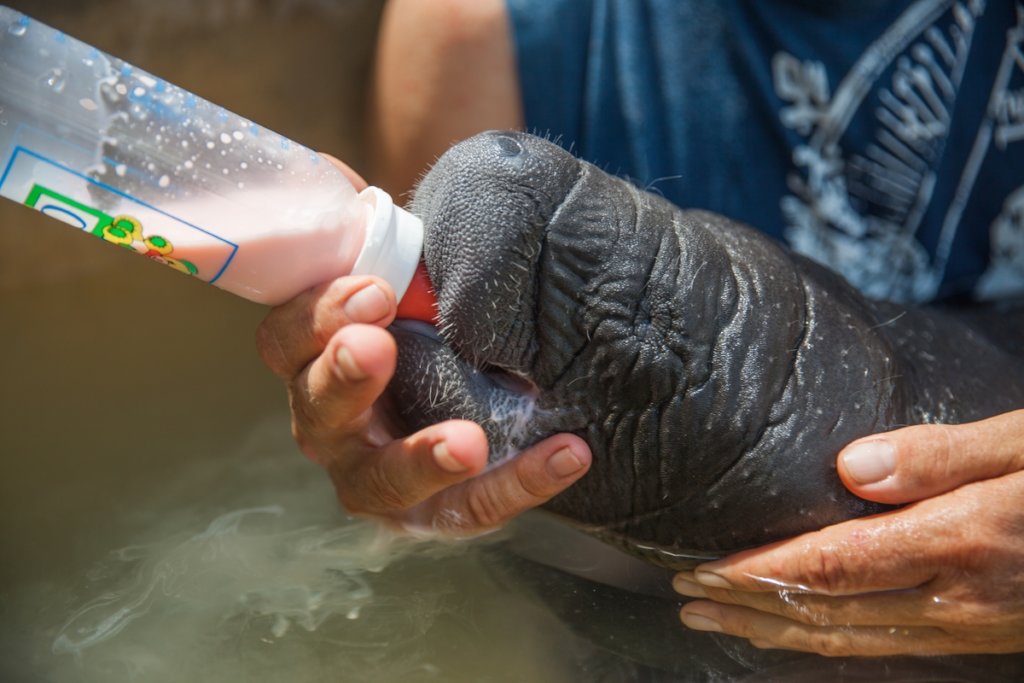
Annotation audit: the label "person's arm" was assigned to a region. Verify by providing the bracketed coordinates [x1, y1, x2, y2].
[369, 0, 524, 197]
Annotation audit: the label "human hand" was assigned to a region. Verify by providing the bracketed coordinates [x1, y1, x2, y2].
[674, 410, 1024, 656]
[256, 154, 591, 536]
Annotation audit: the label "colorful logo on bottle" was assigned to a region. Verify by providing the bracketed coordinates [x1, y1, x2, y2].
[23, 183, 199, 276]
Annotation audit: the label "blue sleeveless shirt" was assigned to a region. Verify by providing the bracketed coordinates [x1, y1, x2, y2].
[505, 0, 1024, 304]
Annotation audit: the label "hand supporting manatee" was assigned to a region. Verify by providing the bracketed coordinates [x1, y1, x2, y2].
[255, 276, 591, 535]
[675, 410, 1024, 656]
[389, 130, 1024, 565]
[255, 156, 591, 537]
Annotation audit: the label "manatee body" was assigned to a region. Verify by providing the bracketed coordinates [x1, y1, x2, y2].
[389, 131, 1024, 568]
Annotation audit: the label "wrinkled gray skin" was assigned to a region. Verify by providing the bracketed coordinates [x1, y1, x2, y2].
[388, 131, 1024, 569]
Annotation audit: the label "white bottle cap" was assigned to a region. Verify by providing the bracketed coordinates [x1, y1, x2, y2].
[351, 186, 424, 302]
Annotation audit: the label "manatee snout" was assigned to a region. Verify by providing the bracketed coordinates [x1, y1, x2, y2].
[409, 131, 583, 378]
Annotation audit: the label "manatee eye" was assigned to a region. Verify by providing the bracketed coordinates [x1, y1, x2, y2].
[493, 133, 524, 158]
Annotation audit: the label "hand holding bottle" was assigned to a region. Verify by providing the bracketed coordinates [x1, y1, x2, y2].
[255, 158, 592, 536]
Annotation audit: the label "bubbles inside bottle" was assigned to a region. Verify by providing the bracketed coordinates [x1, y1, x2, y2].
[7, 16, 27, 37]
[42, 67, 65, 93]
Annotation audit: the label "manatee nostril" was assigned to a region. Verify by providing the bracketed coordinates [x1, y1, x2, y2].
[493, 133, 524, 157]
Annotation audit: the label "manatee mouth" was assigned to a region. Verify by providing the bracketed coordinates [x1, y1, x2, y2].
[390, 320, 539, 399]
[389, 320, 543, 465]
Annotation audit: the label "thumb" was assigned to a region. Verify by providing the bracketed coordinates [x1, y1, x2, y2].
[837, 409, 1024, 504]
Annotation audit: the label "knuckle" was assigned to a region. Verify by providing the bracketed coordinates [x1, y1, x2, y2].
[800, 546, 851, 595]
[921, 425, 958, 481]
[318, 280, 354, 330]
[464, 483, 510, 530]
[808, 629, 856, 657]
[289, 388, 324, 432]
[360, 465, 413, 514]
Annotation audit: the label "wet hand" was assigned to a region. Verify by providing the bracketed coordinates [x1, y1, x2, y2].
[255, 275, 591, 536]
[674, 410, 1024, 656]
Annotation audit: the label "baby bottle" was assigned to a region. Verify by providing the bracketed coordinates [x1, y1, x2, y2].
[0, 6, 432, 314]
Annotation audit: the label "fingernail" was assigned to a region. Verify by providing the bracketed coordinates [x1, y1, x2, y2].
[336, 346, 367, 381]
[546, 448, 584, 478]
[841, 440, 896, 485]
[433, 442, 468, 473]
[344, 284, 390, 323]
[673, 573, 709, 598]
[681, 611, 722, 633]
[694, 570, 733, 589]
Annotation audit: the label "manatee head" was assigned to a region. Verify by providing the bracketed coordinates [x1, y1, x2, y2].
[386, 131, 941, 565]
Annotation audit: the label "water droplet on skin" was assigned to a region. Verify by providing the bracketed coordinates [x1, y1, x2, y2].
[239, 162, 247, 170]
[206, 141, 215, 150]
[222, 168, 229, 175]
[181, 140, 189, 148]
[183, 160, 194, 170]
[232, 130, 243, 141]
[79, 98, 98, 111]
[219, 132, 232, 145]
[158, 175, 170, 188]
[115, 83, 128, 96]
[132, 86, 146, 98]
[115, 164, 127, 177]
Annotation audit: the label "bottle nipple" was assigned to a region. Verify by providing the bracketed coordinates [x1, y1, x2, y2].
[395, 261, 438, 323]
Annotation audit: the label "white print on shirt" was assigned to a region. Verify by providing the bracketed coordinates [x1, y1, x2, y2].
[976, 186, 1024, 298]
[775, 0, 1024, 302]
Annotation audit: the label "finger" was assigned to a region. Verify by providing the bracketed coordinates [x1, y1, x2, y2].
[407, 433, 592, 535]
[838, 409, 1024, 504]
[292, 324, 397, 445]
[673, 571, 947, 628]
[689, 509, 951, 597]
[257, 277, 396, 379]
[328, 419, 490, 516]
[320, 153, 369, 191]
[679, 602, 964, 657]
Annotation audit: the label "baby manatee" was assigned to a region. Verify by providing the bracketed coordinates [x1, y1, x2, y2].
[387, 131, 1024, 568]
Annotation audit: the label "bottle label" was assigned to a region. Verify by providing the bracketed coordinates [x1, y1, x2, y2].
[0, 146, 238, 283]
